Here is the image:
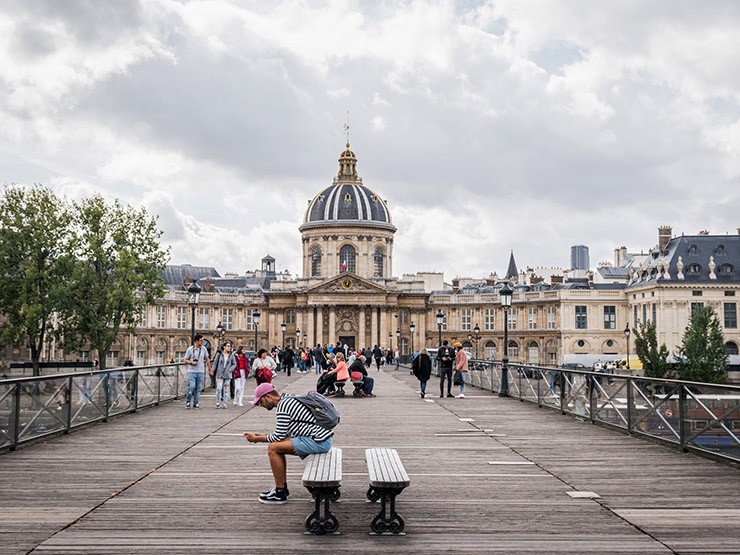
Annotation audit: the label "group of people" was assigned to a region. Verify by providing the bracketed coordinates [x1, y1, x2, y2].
[411, 340, 469, 399]
[315, 350, 376, 397]
[183, 335, 275, 409]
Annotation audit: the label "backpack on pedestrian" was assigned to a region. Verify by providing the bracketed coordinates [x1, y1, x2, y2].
[294, 391, 340, 430]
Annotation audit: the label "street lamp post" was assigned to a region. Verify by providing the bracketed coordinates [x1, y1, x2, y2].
[252, 309, 261, 351]
[216, 321, 225, 346]
[624, 324, 631, 372]
[473, 323, 481, 359]
[388, 331, 393, 351]
[436, 309, 444, 347]
[499, 283, 513, 397]
[187, 280, 201, 345]
[280, 321, 287, 374]
[296, 328, 301, 349]
[303, 332, 307, 347]
[409, 322, 416, 355]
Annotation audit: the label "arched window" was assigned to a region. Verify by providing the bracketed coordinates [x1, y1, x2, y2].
[484, 341, 497, 360]
[507, 340, 519, 362]
[311, 247, 322, 277]
[726, 342, 739, 356]
[339, 245, 356, 273]
[374, 247, 385, 277]
[718, 264, 734, 276]
[687, 263, 701, 275]
[528, 341, 540, 365]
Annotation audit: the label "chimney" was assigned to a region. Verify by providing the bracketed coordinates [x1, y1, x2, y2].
[551, 275, 564, 284]
[614, 246, 627, 267]
[451, 277, 459, 292]
[658, 226, 672, 251]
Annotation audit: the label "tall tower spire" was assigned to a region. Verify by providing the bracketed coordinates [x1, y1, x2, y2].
[505, 250, 518, 280]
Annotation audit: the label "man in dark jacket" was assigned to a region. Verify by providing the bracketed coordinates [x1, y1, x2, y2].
[372, 344, 382, 370]
[349, 355, 375, 396]
[437, 340, 455, 398]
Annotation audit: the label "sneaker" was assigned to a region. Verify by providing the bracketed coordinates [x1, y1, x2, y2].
[185, 402, 191, 409]
[238, 402, 244, 407]
[260, 486, 290, 499]
[420, 392, 425, 398]
[259, 488, 289, 504]
[193, 404, 200, 409]
[456, 393, 466, 398]
[447, 393, 455, 398]
[439, 394, 444, 398]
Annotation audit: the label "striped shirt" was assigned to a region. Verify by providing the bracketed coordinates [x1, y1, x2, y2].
[266, 395, 333, 443]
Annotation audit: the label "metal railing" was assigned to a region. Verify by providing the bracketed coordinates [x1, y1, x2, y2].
[462, 360, 740, 464]
[0, 364, 189, 452]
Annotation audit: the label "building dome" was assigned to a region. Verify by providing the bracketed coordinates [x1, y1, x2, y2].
[300, 144, 395, 232]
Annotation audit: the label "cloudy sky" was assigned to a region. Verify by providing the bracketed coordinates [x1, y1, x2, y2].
[2, 1, 739, 280]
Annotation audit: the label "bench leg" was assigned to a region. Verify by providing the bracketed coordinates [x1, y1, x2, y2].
[367, 486, 406, 534]
[305, 486, 340, 534]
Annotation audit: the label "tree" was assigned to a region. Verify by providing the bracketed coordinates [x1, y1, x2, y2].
[0, 185, 73, 375]
[633, 320, 671, 379]
[675, 305, 728, 384]
[60, 195, 169, 370]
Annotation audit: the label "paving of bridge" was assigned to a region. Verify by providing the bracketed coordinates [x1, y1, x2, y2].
[1, 367, 739, 555]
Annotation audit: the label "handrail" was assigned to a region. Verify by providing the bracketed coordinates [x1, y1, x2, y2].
[461, 359, 740, 465]
[0, 364, 191, 452]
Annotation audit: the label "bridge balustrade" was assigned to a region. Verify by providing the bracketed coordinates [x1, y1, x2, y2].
[0, 364, 188, 452]
[464, 360, 740, 465]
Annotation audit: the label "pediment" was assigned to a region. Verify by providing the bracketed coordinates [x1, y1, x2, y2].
[305, 273, 388, 294]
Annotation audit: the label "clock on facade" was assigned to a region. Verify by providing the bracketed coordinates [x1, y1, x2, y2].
[341, 278, 353, 290]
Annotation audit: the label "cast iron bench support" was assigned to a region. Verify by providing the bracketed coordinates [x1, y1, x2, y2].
[352, 379, 365, 397]
[302, 448, 342, 534]
[365, 447, 410, 534]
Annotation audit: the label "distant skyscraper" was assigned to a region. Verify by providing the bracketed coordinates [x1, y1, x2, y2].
[571, 245, 590, 270]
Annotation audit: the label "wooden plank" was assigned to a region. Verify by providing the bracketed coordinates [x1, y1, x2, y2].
[302, 447, 341, 487]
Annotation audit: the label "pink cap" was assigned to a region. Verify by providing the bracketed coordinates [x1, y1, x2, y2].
[252, 383, 276, 405]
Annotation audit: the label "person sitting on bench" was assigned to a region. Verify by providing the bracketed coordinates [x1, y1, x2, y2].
[243, 383, 334, 504]
[318, 352, 349, 395]
[349, 355, 375, 397]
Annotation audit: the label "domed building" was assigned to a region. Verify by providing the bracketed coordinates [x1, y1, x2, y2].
[299, 144, 396, 279]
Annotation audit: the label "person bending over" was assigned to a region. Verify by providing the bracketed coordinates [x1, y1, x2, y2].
[243, 383, 334, 504]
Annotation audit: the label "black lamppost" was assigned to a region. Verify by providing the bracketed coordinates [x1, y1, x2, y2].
[396, 328, 401, 350]
[187, 280, 201, 345]
[624, 324, 631, 371]
[388, 331, 393, 350]
[296, 328, 301, 348]
[409, 322, 416, 355]
[436, 309, 445, 347]
[303, 332, 307, 347]
[252, 309, 261, 351]
[280, 321, 287, 373]
[281, 321, 287, 351]
[499, 283, 513, 397]
[216, 321, 225, 346]
[473, 323, 481, 359]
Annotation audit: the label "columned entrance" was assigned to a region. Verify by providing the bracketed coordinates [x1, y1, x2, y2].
[339, 335, 355, 349]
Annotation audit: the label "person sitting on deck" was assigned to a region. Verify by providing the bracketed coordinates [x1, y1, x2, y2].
[244, 383, 334, 504]
[349, 355, 375, 397]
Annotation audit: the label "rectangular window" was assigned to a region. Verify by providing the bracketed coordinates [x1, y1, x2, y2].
[690, 302, 704, 317]
[642, 304, 647, 324]
[724, 302, 738, 329]
[528, 307, 537, 330]
[199, 307, 210, 330]
[652, 303, 657, 325]
[575, 305, 587, 329]
[157, 306, 167, 328]
[725, 291, 736, 297]
[546, 306, 556, 330]
[507, 308, 517, 331]
[222, 308, 234, 330]
[135, 350, 146, 365]
[285, 309, 296, 324]
[176, 307, 187, 329]
[603, 306, 616, 329]
[692, 290, 703, 296]
[633, 305, 638, 327]
[245, 309, 254, 331]
[461, 308, 472, 331]
[174, 350, 186, 361]
[398, 310, 409, 325]
[484, 308, 495, 331]
[155, 351, 165, 364]
[106, 351, 120, 368]
[139, 307, 148, 327]
[441, 310, 447, 331]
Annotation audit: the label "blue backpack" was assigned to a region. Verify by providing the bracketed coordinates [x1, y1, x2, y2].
[294, 392, 340, 430]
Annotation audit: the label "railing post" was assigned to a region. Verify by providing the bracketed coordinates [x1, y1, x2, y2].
[175, 364, 180, 399]
[157, 367, 162, 405]
[133, 369, 139, 412]
[589, 374, 596, 423]
[627, 378, 634, 435]
[103, 373, 110, 422]
[65, 375, 73, 433]
[12, 383, 21, 451]
[678, 385, 687, 452]
[559, 371, 566, 414]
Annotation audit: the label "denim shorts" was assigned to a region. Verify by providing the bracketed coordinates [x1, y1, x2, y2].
[291, 435, 333, 460]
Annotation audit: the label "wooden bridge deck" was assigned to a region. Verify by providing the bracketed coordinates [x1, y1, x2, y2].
[1, 368, 739, 554]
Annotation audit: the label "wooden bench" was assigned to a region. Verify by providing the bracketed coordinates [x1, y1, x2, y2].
[365, 448, 410, 534]
[301, 448, 342, 534]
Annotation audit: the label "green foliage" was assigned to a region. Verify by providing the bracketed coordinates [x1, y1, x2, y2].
[0, 185, 73, 375]
[632, 320, 671, 379]
[59, 195, 169, 369]
[676, 305, 728, 384]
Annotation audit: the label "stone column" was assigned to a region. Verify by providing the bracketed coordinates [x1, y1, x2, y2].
[379, 310, 388, 348]
[370, 307, 378, 346]
[358, 308, 366, 348]
[306, 309, 314, 347]
[316, 306, 323, 345]
[328, 308, 336, 345]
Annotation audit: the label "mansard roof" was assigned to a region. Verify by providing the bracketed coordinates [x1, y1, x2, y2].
[629, 233, 740, 287]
